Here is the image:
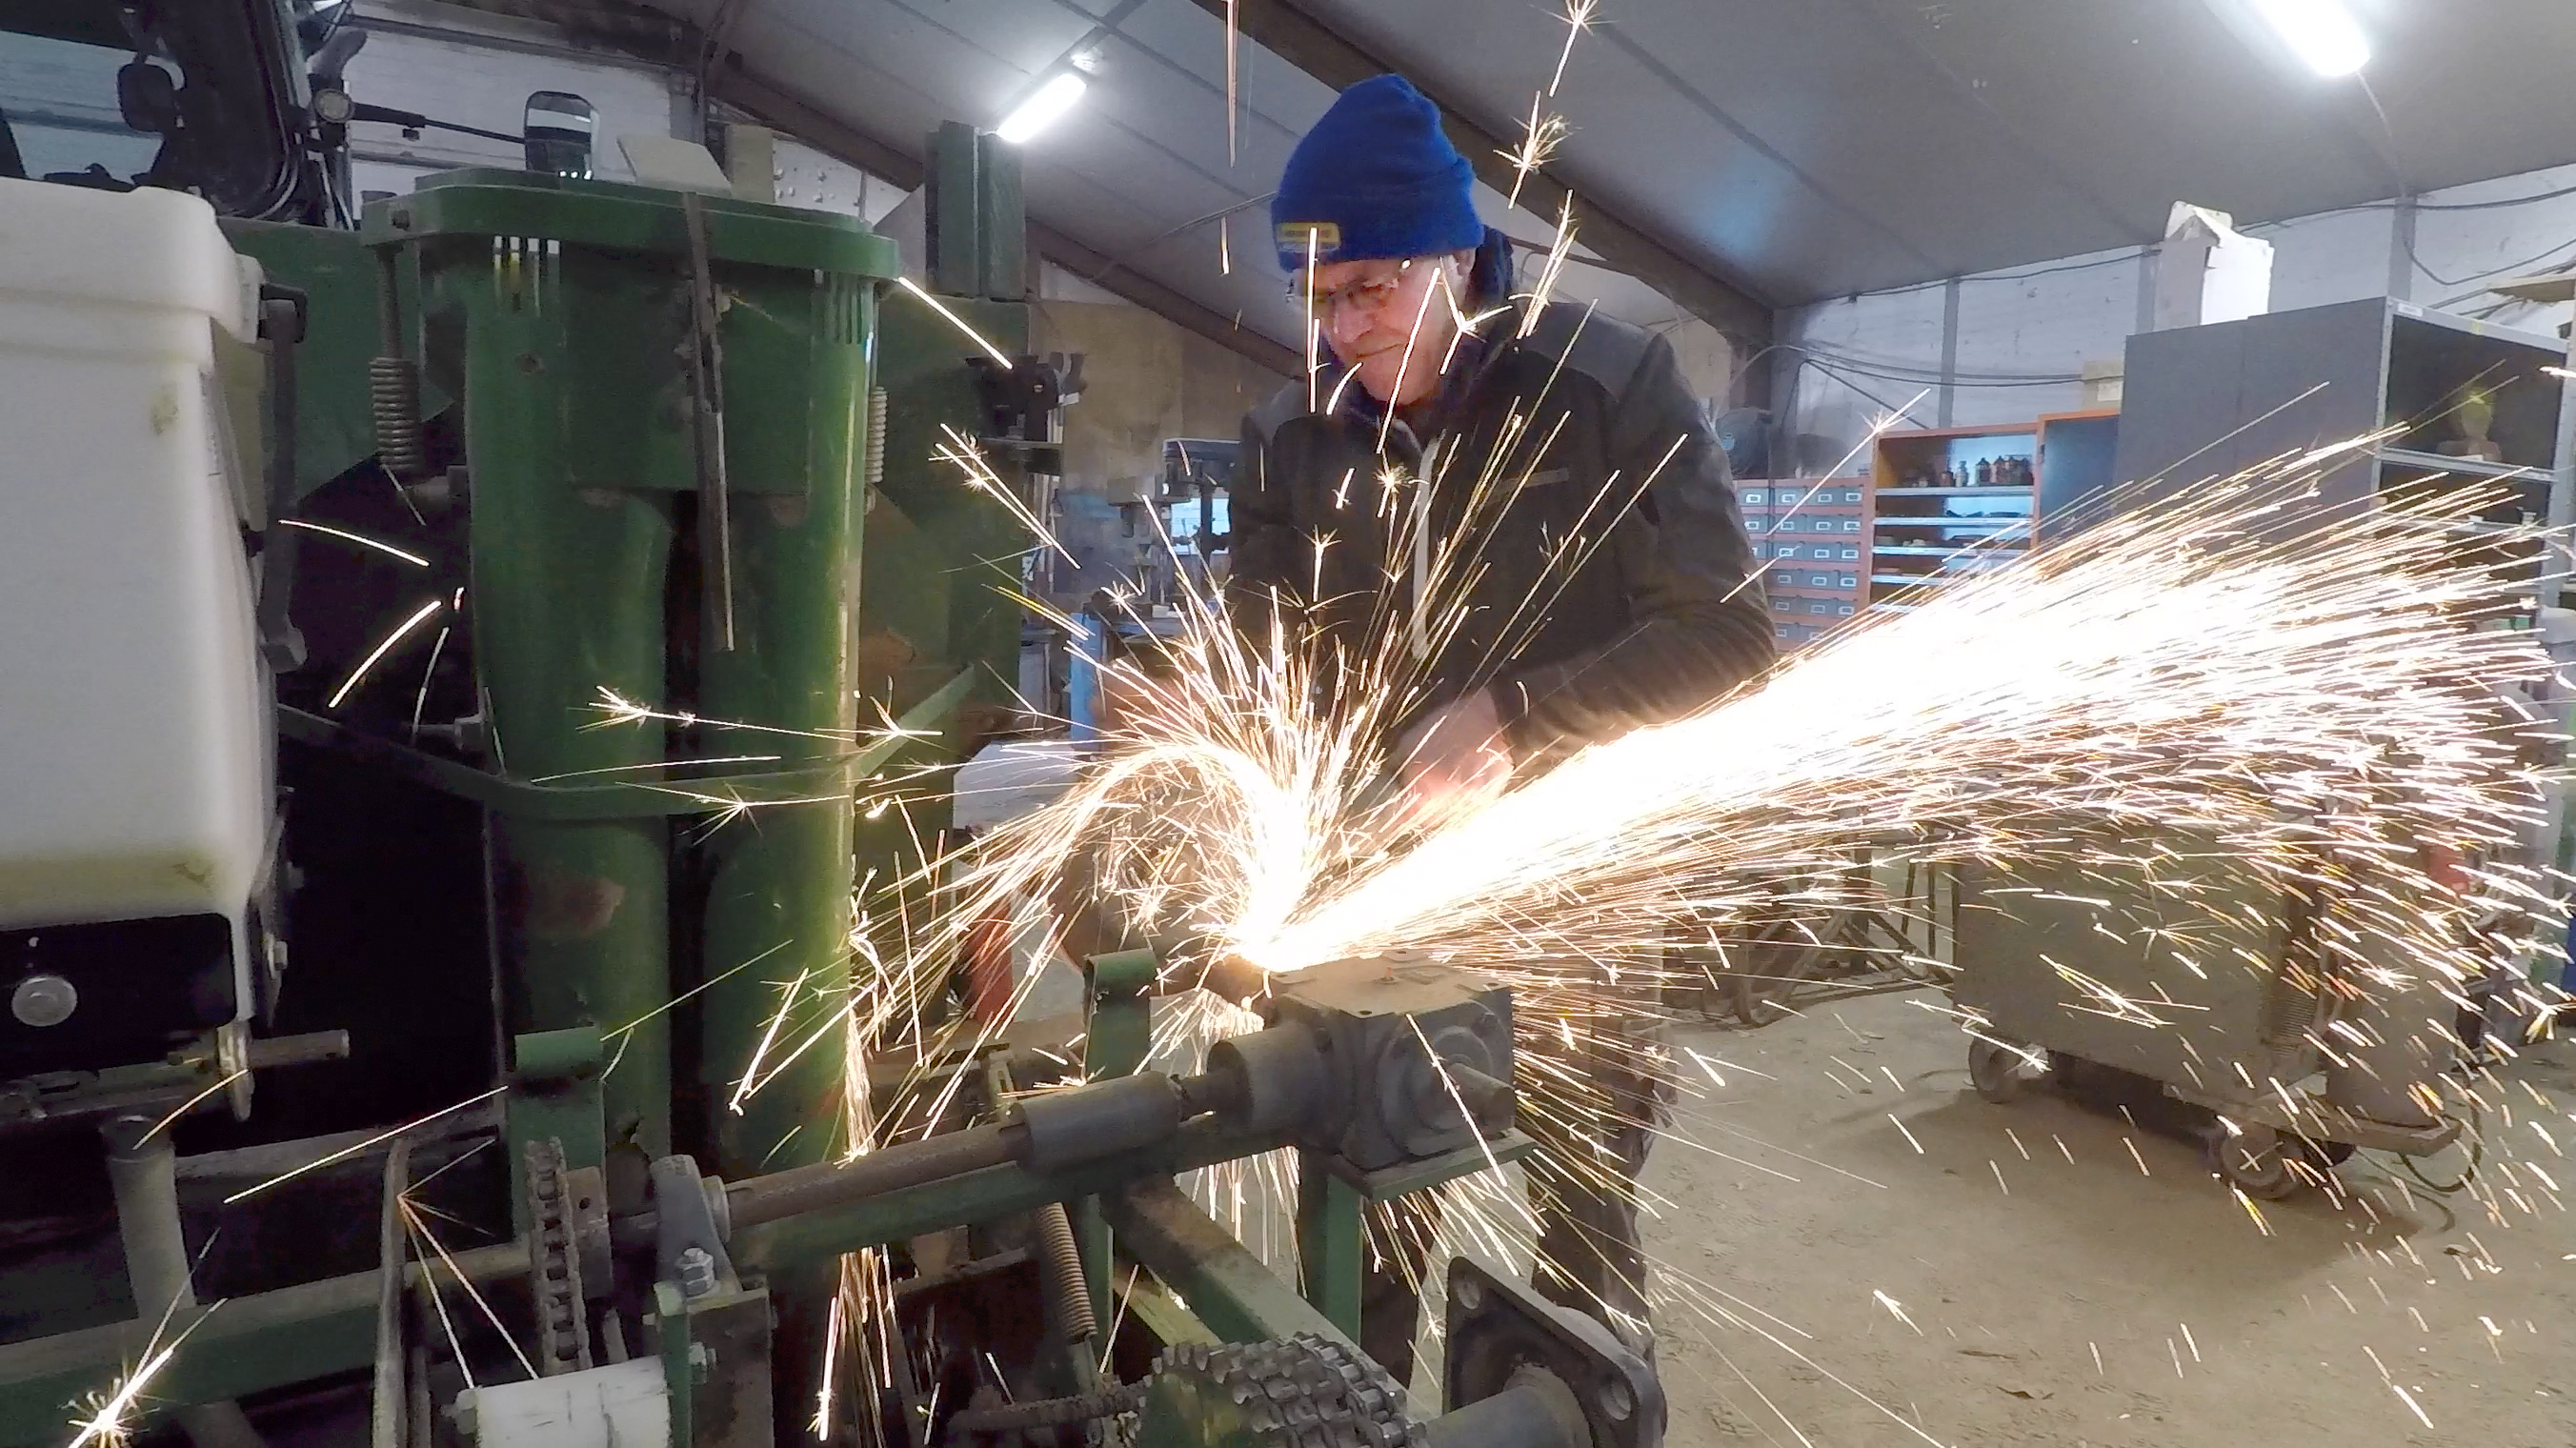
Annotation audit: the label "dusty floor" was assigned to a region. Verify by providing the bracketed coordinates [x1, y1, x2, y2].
[1638, 989, 2576, 1448]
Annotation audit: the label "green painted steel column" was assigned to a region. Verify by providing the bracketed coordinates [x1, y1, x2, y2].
[1295, 1154, 1366, 1338]
[696, 273, 871, 1179]
[683, 223, 883, 1442]
[433, 230, 678, 1170]
[372, 173, 902, 1241]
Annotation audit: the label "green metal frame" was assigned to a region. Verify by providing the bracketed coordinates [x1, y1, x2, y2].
[1078, 948, 1158, 1332]
[369, 170, 901, 1185]
[1294, 1157, 1366, 1338]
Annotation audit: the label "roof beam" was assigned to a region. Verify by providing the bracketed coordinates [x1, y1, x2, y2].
[1192, 0, 1774, 350]
[710, 69, 1299, 377]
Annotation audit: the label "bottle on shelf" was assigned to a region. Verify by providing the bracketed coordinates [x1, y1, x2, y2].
[1940, 465, 1959, 488]
[1975, 458, 1993, 487]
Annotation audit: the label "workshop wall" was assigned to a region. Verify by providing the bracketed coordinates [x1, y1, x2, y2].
[341, 10, 676, 197]
[1030, 292, 1287, 599]
[1781, 159, 2576, 462]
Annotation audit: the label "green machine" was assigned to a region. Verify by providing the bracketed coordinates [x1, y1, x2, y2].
[0, 7, 1661, 1447]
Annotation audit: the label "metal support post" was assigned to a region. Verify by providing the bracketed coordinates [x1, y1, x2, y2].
[1080, 948, 1157, 1332]
[102, 1116, 267, 1448]
[1108, 1179, 1356, 1349]
[1294, 1152, 1365, 1340]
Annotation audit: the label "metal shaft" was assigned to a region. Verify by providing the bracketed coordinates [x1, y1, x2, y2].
[372, 1140, 411, 1448]
[103, 1116, 269, 1448]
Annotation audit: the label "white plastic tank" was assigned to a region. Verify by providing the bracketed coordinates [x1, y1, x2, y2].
[0, 176, 270, 952]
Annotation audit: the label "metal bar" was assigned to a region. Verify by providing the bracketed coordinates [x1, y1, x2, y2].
[372, 1140, 412, 1448]
[0, 1244, 523, 1448]
[1294, 1153, 1363, 1338]
[1108, 1178, 1355, 1349]
[1936, 276, 1962, 430]
[726, 1119, 1284, 1274]
[1079, 948, 1155, 1338]
[655, 1283, 694, 1448]
[1185, 0, 1775, 351]
[101, 1116, 267, 1448]
[2548, 325, 2576, 610]
[679, 191, 736, 652]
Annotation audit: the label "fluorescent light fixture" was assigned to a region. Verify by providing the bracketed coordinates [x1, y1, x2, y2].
[2246, 0, 2370, 76]
[997, 72, 1087, 144]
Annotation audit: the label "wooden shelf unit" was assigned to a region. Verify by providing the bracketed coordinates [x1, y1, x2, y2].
[1866, 422, 2041, 613]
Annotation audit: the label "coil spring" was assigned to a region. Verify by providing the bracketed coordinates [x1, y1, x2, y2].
[866, 386, 889, 493]
[1034, 1199, 1097, 1343]
[371, 355, 428, 481]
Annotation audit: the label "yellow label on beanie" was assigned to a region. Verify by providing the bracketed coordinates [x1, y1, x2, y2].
[1278, 221, 1342, 256]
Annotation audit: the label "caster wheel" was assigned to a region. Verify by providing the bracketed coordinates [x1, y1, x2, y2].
[1967, 1037, 2037, 1103]
[2205, 1129, 2303, 1199]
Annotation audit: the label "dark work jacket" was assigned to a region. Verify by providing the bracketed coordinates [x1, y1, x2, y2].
[1228, 301, 1777, 764]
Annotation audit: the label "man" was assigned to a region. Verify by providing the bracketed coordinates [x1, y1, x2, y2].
[1228, 75, 1777, 1377]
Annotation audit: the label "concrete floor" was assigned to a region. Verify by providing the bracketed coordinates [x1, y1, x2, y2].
[1640, 990, 2576, 1448]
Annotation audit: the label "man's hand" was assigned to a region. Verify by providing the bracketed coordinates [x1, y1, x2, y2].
[1394, 688, 1514, 831]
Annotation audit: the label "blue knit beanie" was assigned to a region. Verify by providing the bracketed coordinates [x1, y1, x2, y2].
[1273, 75, 1484, 272]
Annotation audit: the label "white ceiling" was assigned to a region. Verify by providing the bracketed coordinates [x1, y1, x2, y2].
[651, 0, 2576, 354]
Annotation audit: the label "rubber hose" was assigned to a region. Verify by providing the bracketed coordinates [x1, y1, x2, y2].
[1034, 1199, 1097, 1342]
[949, 1382, 1147, 1433]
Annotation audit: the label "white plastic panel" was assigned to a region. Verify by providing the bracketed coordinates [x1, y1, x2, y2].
[0, 177, 269, 934]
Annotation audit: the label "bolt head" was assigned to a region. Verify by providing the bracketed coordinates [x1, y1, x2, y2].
[675, 1244, 719, 1297]
[10, 975, 75, 1028]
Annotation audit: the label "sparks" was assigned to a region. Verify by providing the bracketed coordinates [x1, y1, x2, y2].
[278, 518, 432, 567]
[328, 598, 444, 710]
[894, 275, 1014, 367]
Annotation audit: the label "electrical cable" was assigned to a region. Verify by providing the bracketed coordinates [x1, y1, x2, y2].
[1801, 349, 2084, 388]
[1767, 340, 2082, 387]
[2406, 230, 2576, 295]
[1790, 357, 1911, 420]
[1842, 176, 2576, 312]
[2390, 1094, 2482, 1197]
[1852, 249, 2143, 301]
[2417, 178, 2576, 213]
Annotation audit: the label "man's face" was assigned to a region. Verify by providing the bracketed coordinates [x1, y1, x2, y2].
[1305, 254, 1464, 408]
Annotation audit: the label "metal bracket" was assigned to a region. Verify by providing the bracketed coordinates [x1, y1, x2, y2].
[1443, 1256, 1663, 1448]
[654, 1281, 695, 1448]
[678, 190, 735, 652]
[650, 1154, 737, 1298]
[1107, 1177, 1356, 1350]
[255, 285, 310, 674]
[1082, 948, 1157, 1082]
[505, 1028, 606, 1237]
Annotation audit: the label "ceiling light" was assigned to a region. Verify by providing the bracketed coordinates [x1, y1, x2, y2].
[997, 72, 1087, 144]
[2246, 0, 2370, 77]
